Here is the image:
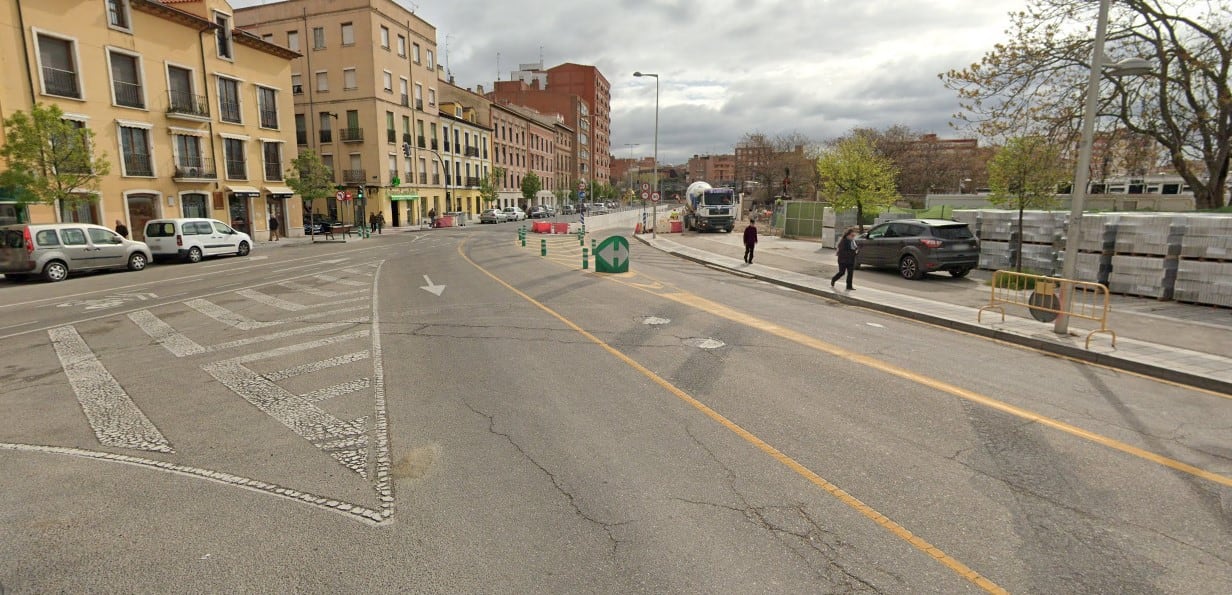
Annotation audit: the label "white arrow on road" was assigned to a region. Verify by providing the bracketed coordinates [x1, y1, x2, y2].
[598, 243, 629, 268]
[420, 275, 446, 296]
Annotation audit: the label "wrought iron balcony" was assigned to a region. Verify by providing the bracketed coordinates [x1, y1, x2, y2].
[415, 98, 423, 110]
[465, 146, 480, 157]
[123, 153, 153, 177]
[400, 94, 409, 107]
[431, 174, 440, 185]
[387, 129, 397, 143]
[319, 130, 333, 143]
[340, 127, 364, 142]
[43, 67, 80, 98]
[417, 135, 426, 148]
[167, 90, 209, 118]
[114, 81, 143, 108]
[466, 176, 480, 187]
[173, 157, 217, 180]
[225, 159, 247, 180]
[259, 109, 279, 129]
[342, 169, 366, 183]
[264, 161, 284, 181]
[443, 141, 451, 152]
[430, 138, 438, 150]
[418, 173, 427, 184]
[296, 131, 308, 145]
[403, 133, 413, 145]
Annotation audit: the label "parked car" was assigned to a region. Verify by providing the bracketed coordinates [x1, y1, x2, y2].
[502, 206, 527, 221]
[855, 219, 979, 279]
[528, 205, 553, 219]
[0, 223, 151, 282]
[562, 204, 577, 215]
[480, 209, 508, 224]
[143, 218, 252, 263]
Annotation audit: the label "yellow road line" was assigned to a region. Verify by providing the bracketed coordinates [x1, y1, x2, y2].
[458, 239, 1006, 594]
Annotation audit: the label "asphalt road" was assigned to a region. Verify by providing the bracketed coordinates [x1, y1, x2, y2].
[1, 223, 1229, 593]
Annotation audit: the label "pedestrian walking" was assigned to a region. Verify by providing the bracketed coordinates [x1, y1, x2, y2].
[428, 208, 437, 227]
[268, 215, 280, 241]
[114, 220, 129, 239]
[743, 219, 758, 264]
[368, 212, 377, 233]
[831, 227, 859, 290]
[376, 211, 385, 234]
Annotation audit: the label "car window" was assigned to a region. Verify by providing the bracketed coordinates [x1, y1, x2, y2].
[866, 224, 889, 239]
[88, 228, 121, 245]
[932, 225, 975, 240]
[60, 228, 88, 246]
[889, 223, 915, 237]
[191, 222, 213, 234]
[2, 230, 26, 248]
[146, 222, 176, 237]
[212, 222, 233, 234]
[34, 230, 60, 246]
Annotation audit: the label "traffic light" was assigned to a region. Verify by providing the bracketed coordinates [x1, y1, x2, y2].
[402, 142, 411, 157]
[356, 187, 365, 200]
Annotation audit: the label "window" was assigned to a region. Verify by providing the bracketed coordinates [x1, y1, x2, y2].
[287, 30, 300, 51]
[427, 88, 435, 107]
[319, 112, 333, 142]
[263, 141, 283, 181]
[315, 71, 328, 92]
[37, 33, 80, 99]
[379, 26, 389, 49]
[257, 86, 278, 129]
[295, 114, 307, 145]
[343, 68, 357, 90]
[399, 78, 408, 105]
[291, 74, 302, 95]
[426, 49, 434, 69]
[107, 0, 130, 30]
[414, 83, 423, 108]
[54, 118, 91, 174]
[167, 65, 205, 117]
[312, 26, 325, 50]
[217, 77, 240, 123]
[413, 43, 420, 63]
[60, 228, 88, 246]
[172, 134, 205, 177]
[340, 23, 354, 46]
[224, 138, 246, 179]
[119, 125, 152, 176]
[214, 12, 232, 59]
[396, 35, 406, 57]
[108, 50, 143, 108]
[386, 111, 395, 143]
[261, 34, 273, 43]
[382, 71, 392, 92]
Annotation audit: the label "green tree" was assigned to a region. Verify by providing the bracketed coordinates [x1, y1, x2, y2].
[941, 0, 1232, 209]
[479, 166, 505, 206]
[285, 149, 333, 234]
[815, 133, 899, 228]
[987, 137, 1067, 270]
[0, 103, 110, 208]
[520, 171, 542, 203]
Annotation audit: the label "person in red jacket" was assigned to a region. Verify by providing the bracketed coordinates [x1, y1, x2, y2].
[743, 219, 758, 264]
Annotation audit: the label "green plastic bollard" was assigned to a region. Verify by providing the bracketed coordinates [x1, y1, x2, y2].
[540, 238, 547, 257]
[582, 247, 589, 269]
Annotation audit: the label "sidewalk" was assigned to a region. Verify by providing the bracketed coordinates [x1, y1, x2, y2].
[636, 230, 1232, 394]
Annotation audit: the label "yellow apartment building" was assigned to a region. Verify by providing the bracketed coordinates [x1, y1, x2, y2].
[0, 0, 301, 239]
[438, 82, 494, 217]
[236, 0, 445, 228]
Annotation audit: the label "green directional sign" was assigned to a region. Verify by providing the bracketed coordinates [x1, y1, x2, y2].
[594, 235, 630, 274]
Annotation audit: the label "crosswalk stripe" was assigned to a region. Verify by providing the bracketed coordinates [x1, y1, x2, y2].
[215, 330, 370, 365]
[300, 378, 371, 403]
[264, 350, 371, 381]
[313, 274, 368, 287]
[237, 289, 308, 311]
[128, 310, 206, 357]
[278, 280, 369, 298]
[49, 326, 173, 453]
[185, 299, 281, 330]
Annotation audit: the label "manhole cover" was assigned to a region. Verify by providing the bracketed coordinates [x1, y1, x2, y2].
[642, 316, 671, 325]
[684, 337, 725, 349]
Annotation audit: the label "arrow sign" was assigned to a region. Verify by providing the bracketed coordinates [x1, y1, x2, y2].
[420, 275, 446, 296]
[594, 236, 630, 274]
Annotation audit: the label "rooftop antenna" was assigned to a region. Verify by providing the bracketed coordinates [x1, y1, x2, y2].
[445, 33, 452, 81]
[539, 46, 543, 69]
[497, 52, 501, 81]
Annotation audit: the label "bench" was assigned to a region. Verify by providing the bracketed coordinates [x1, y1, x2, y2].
[324, 224, 354, 240]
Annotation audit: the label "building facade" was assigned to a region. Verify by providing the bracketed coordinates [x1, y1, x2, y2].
[686, 154, 736, 187]
[1, 0, 300, 237]
[237, 0, 447, 227]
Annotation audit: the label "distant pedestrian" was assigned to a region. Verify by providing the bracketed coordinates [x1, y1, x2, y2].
[743, 219, 758, 264]
[376, 211, 385, 234]
[268, 215, 280, 241]
[831, 227, 859, 290]
[428, 208, 437, 227]
[114, 220, 129, 239]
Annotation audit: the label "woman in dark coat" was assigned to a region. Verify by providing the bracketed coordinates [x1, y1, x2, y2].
[831, 227, 859, 290]
[743, 220, 758, 264]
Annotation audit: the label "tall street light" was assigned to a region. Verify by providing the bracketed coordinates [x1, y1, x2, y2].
[1055, 0, 1154, 335]
[634, 71, 659, 239]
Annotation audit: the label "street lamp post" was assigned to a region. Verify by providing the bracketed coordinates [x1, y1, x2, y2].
[1055, 0, 1153, 335]
[425, 148, 449, 227]
[634, 71, 659, 239]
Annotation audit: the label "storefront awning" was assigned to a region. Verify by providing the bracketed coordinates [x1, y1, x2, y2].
[390, 194, 420, 201]
[226, 185, 260, 196]
[265, 185, 295, 196]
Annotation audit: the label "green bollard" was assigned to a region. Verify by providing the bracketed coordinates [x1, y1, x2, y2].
[540, 238, 547, 257]
[582, 247, 589, 269]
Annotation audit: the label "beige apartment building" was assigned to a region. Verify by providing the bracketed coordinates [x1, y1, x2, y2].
[437, 92, 493, 217]
[237, 0, 448, 227]
[0, 0, 300, 238]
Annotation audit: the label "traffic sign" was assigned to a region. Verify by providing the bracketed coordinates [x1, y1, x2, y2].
[578, 181, 586, 191]
[651, 192, 661, 203]
[579, 191, 587, 199]
[335, 191, 345, 201]
[641, 182, 650, 192]
[594, 235, 630, 274]
[640, 191, 650, 200]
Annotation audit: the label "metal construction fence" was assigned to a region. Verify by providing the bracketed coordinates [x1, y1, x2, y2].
[978, 270, 1117, 349]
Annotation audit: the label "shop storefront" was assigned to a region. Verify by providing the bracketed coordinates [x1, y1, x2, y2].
[0, 188, 29, 225]
[181, 192, 210, 218]
[265, 185, 294, 237]
[390, 194, 419, 227]
[124, 192, 160, 241]
[227, 185, 260, 235]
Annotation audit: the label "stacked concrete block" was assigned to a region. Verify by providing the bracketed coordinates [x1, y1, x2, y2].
[1108, 255, 1176, 299]
[1075, 252, 1113, 285]
[1019, 243, 1061, 276]
[978, 241, 1013, 270]
[1174, 260, 1232, 307]
[1072, 213, 1119, 253]
[977, 210, 1017, 241]
[1112, 214, 1184, 256]
[951, 210, 980, 231]
[821, 208, 857, 249]
[1178, 215, 1232, 260]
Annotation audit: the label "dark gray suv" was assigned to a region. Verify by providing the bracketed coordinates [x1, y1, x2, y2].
[855, 219, 979, 280]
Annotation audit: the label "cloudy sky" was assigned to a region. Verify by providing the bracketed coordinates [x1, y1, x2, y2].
[239, 0, 1024, 164]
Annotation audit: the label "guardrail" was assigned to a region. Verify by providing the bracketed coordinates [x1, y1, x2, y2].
[978, 270, 1117, 349]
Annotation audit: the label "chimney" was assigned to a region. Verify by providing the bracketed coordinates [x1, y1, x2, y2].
[476, 84, 484, 94]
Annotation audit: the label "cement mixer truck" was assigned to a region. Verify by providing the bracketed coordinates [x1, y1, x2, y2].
[682, 181, 737, 232]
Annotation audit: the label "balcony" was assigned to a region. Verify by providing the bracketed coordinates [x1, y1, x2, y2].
[292, 84, 303, 95]
[264, 161, 283, 181]
[443, 141, 451, 152]
[340, 127, 364, 142]
[415, 98, 423, 110]
[418, 173, 427, 184]
[430, 138, 438, 150]
[122, 153, 153, 177]
[465, 145, 480, 157]
[113, 81, 144, 108]
[319, 130, 333, 143]
[432, 174, 440, 185]
[342, 169, 366, 183]
[400, 94, 409, 107]
[296, 131, 308, 145]
[259, 109, 279, 129]
[466, 176, 480, 187]
[388, 169, 398, 180]
[225, 159, 246, 180]
[172, 157, 217, 180]
[417, 135, 426, 148]
[387, 129, 397, 143]
[220, 100, 241, 123]
[42, 67, 80, 98]
[167, 91, 209, 119]
[403, 133, 413, 145]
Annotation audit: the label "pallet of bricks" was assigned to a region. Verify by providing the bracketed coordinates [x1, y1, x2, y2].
[1070, 213, 1118, 285]
[1174, 214, 1232, 307]
[1108, 214, 1184, 299]
[970, 210, 1065, 274]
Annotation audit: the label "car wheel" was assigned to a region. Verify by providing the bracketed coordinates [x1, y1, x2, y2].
[127, 253, 148, 271]
[42, 260, 69, 282]
[899, 255, 925, 280]
[237, 241, 250, 257]
[186, 247, 203, 263]
[949, 268, 971, 278]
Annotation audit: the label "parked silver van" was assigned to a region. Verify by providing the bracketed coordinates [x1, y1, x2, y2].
[0, 223, 152, 282]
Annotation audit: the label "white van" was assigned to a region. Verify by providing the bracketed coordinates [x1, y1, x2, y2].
[143, 218, 252, 263]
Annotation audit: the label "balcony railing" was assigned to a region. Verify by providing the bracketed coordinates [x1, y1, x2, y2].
[264, 161, 283, 181]
[340, 127, 364, 142]
[405, 171, 413, 184]
[417, 135, 426, 148]
[113, 81, 143, 108]
[465, 146, 480, 157]
[403, 133, 413, 145]
[432, 174, 440, 185]
[430, 138, 438, 150]
[292, 84, 303, 95]
[418, 173, 427, 184]
[173, 157, 217, 180]
[259, 109, 279, 129]
[443, 141, 451, 152]
[387, 129, 397, 143]
[225, 159, 246, 179]
[168, 90, 209, 118]
[123, 153, 153, 177]
[296, 131, 308, 145]
[342, 169, 366, 183]
[466, 176, 480, 187]
[43, 67, 80, 98]
[388, 169, 398, 180]
[415, 98, 423, 110]
[319, 130, 333, 143]
[444, 174, 452, 186]
[400, 94, 409, 107]
[220, 100, 241, 123]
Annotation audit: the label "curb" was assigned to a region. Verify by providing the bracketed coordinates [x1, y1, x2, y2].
[634, 235, 1232, 395]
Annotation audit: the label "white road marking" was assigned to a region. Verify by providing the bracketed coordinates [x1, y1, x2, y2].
[301, 378, 371, 403]
[207, 323, 357, 354]
[313, 274, 368, 287]
[420, 275, 446, 296]
[866, 322, 886, 328]
[128, 310, 206, 357]
[48, 326, 173, 453]
[339, 266, 376, 276]
[0, 321, 37, 331]
[185, 299, 282, 330]
[643, 316, 671, 325]
[281, 305, 369, 323]
[264, 350, 371, 381]
[684, 337, 726, 349]
[237, 289, 308, 311]
[215, 330, 371, 366]
[278, 280, 368, 298]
